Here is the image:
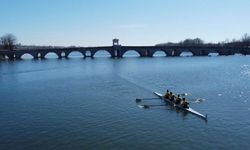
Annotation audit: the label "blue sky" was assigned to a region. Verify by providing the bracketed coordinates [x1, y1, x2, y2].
[0, 0, 250, 46]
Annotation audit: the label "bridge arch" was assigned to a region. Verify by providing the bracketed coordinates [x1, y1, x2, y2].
[208, 49, 220, 56]
[20, 53, 35, 59]
[152, 50, 168, 57]
[43, 52, 61, 58]
[93, 50, 112, 57]
[92, 49, 113, 57]
[67, 51, 85, 58]
[121, 49, 142, 57]
[179, 49, 195, 57]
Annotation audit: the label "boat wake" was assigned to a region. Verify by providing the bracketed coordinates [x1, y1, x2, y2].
[194, 98, 206, 103]
[117, 74, 154, 93]
[180, 93, 189, 96]
[137, 105, 144, 109]
[117, 74, 206, 104]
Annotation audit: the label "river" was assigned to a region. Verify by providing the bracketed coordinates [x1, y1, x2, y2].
[0, 52, 250, 149]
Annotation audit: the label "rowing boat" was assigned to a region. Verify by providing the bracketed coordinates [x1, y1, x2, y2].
[154, 92, 207, 120]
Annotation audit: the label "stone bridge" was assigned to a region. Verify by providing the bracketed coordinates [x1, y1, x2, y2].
[1, 45, 250, 60]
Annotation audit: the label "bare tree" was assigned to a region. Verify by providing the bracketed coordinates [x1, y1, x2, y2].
[242, 33, 250, 41]
[193, 38, 204, 45]
[156, 34, 250, 47]
[180, 38, 204, 46]
[0, 33, 17, 50]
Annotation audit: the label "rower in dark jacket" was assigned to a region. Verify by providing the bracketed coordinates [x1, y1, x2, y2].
[164, 90, 170, 99]
[181, 98, 189, 108]
[170, 92, 175, 101]
[175, 95, 182, 104]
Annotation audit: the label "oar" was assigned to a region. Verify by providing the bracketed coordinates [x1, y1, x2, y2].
[180, 93, 189, 96]
[136, 98, 161, 102]
[172, 93, 205, 103]
[139, 104, 166, 109]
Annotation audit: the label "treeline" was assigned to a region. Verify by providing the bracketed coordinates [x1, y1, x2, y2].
[1, 33, 250, 50]
[156, 33, 250, 47]
[0, 33, 17, 50]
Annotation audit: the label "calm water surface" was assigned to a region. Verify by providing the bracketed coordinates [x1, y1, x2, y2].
[1, 53, 250, 149]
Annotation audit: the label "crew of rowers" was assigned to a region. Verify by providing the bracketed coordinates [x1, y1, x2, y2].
[164, 90, 189, 108]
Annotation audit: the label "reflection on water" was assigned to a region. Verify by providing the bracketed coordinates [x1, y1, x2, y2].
[1, 55, 250, 149]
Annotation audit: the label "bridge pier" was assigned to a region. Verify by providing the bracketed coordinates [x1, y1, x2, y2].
[110, 48, 117, 58]
[172, 49, 181, 56]
[8, 54, 15, 60]
[200, 50, 209, 56]
[40, 52, 46, 59]
[147, 49, 154, 57]
[191, 49, 203, 56]
[3, 51, 15, 60]
[111, 46, 119, 58]
[0, 54, 5, 60]
[164, 49, 173, 56]
[190, 49, 209, 56]
[14, 54, 22, 60]
[58, 54, 62, 59]
[90, 50, 95, 58]
[218, 50, 230, 56]
[138, 50, 148, 57]
[116, 49, 122, 58]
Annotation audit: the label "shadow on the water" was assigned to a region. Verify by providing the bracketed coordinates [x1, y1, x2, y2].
[165, 103, 188, 118]
[137, 100, 207, 123]
[166, 103, 207, 123]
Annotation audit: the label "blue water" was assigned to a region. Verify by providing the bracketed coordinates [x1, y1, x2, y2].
[1, 53, 250, 149]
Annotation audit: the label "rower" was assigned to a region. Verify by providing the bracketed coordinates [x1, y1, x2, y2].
[169, 92, 175, 101]
[175, 94, 182, 104]
[181, 98, 189, 108]
[164, 90, 170, 99]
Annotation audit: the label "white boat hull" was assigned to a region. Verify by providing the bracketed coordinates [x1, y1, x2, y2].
[154, 92, 207, 120]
